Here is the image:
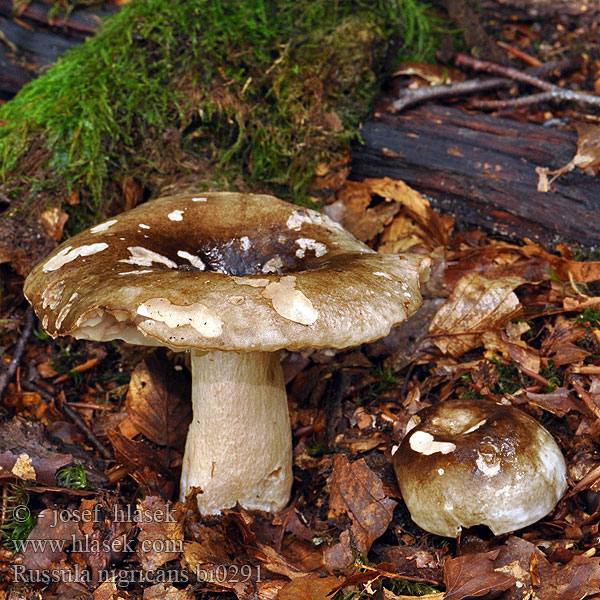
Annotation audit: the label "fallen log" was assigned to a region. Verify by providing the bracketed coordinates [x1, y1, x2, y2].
[351, 104, 600, 248]
[0, 0, 116, 98]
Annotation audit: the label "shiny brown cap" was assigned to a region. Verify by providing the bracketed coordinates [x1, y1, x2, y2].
[24, 192, 429, 352]
[393, 398, 567, 537]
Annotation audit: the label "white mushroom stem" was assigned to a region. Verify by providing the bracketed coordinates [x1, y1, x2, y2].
[180, 349, 292, 514]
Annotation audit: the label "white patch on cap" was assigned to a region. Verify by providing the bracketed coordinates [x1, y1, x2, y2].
[262, 256, 283, 273]
[56, 299, 76, 329]
[438, 468, 445, 475]
[239, 236, 251, 251]
[43, 243, 109, 272]
[374, 271, 392, 279]
[476, 448, 501, 477]
[42, 279, 65, 310]
[233, 277, 269, 287]
[139, 223, 150, 229]
[286, 208, 345, 232]
[42, 315, 49, 329]
[168, 209, 184, 221]
[192, 197, 207, 202]
[137, 298, 222, 338]
[463, 419, 487, 435]
[119, 269, 154, 275]
[262, 275, 318, 325]
[295, 238, 327, 258]
[120, 246, 177, 269]
[409, 431, 456, 455]
[177, 250, 205, 270]
[286, 210, 313, 231]
[90, 219, 118, 233]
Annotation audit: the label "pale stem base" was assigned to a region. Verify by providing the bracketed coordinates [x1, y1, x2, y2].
[180, 349, 292, 514]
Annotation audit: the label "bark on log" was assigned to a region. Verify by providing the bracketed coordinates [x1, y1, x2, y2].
[350, 104, 600, 248]
[480, 0, 600, 18]
[0, 0, 116, 98]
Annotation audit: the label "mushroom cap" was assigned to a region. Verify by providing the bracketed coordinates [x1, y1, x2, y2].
[393, 398, 567, 537]
[24, 192, 430, 352]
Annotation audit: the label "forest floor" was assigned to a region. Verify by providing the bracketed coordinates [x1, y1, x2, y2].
[2, 2, 600, 600]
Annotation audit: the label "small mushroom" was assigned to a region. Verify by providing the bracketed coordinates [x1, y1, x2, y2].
[24, 192, 430, 514]
[393, 398, 567, 537]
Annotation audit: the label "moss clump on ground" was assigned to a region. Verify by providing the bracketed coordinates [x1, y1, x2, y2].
[0, 0, 438, 270]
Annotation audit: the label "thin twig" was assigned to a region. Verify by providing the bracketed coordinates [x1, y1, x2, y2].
[61, 401, 113, 460]
[0, 308, 34, 400]
[454, 53, 555, 90]
[392, 53, 593, 114]
[472, 90, 600, 110]
[392, 77, 511, 113]
[496, 41, 542, 67]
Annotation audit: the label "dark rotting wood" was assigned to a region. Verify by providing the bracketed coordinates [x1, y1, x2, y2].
[0, 0, 117, 98]
[351, 104, 600, 248]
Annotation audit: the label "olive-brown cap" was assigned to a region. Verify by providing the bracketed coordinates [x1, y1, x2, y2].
[24, 192, 430, 352]
[393, 398, 567, 537]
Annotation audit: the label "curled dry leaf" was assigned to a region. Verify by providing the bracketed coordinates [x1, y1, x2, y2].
[324, 180, 400, 242]
[324, 455, 396, 571]
[429, 274, 524, 357]
[121, 352, 191, 449]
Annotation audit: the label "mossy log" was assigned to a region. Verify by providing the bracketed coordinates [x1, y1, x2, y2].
[0, 0, 436, 276]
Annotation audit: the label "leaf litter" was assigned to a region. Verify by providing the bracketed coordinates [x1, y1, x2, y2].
[3, 53, 600, 599]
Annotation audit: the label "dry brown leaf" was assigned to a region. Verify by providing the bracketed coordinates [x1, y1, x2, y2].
[429, 274, 524, 357]
[443, 549, 515, 600]
[277, 573, 342, 600]
[324, 180, 400, 242]
[366, 177, 431, 221]
[92, 581, 119, 600]
[22, 508, 80, 571]
[522, 388, 580, 417]
[505, 337, 540, 374]
[251, 542, 303, 579]
[391, 62, 465, 84]
[324, 455, 396, 571]
[135, 496, 183, 570]
[107, 429, 176, 498]
[121, 352, 191, 449]
[142, 583, 194, 600]
[39, 206, 69, 241]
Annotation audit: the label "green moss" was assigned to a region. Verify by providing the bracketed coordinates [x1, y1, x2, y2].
[0, 0, 438, 232]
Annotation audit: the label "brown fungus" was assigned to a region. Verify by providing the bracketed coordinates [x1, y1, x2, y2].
[25, 192, 430, 514]
[393, 398, 567, 537]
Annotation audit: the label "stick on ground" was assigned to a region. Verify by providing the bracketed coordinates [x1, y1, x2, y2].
[0, 307, 34, 400]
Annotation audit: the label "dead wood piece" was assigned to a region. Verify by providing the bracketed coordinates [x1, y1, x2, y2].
[479, 0, 600, 18]
[351, 104, 600, 248]
[0, 0, 118, 98]
[0, 307, 34, 400]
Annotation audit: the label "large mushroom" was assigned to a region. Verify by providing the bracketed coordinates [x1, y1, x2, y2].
[24, 192, 430, 514]
[393, 398, 567, 537]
